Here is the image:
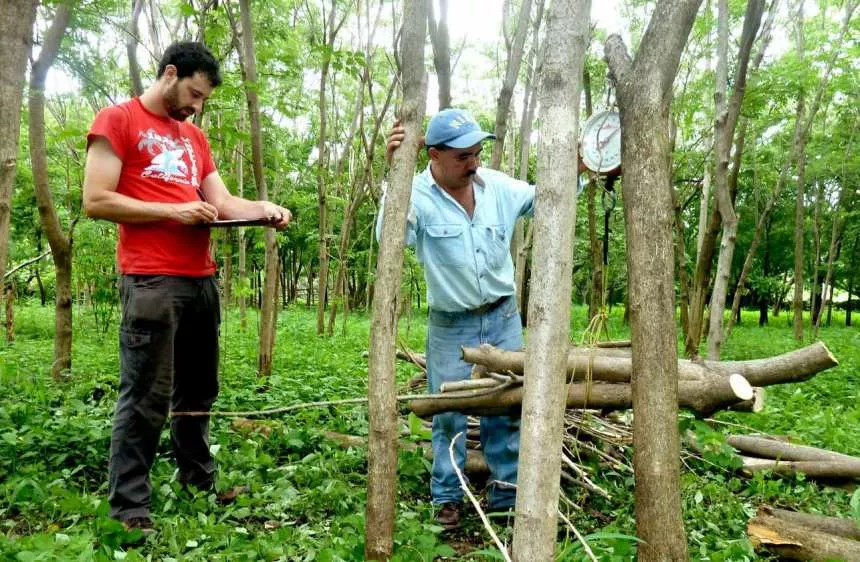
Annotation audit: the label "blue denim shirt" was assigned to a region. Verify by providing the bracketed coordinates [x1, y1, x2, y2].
[377, 165, 535, 312]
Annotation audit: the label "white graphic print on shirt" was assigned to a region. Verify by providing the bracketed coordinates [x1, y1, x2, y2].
[137, 127, 200, 187]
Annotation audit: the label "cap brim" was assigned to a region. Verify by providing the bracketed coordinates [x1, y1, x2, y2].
[444, 130, 496, 149]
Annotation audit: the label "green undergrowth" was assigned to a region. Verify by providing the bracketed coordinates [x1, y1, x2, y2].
[0, 303, 858, 560]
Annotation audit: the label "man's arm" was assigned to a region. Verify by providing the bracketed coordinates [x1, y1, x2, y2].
[200, 171, 292, 230]
[83, 137, 219, 225]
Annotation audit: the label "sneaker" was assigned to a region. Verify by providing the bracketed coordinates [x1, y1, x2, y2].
[436, 502, 462, 529]
[121, 516, 155, 546]
[216, 485, 250, 505]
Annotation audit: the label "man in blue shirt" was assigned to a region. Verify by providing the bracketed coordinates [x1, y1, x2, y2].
[380, 108, 534, 528]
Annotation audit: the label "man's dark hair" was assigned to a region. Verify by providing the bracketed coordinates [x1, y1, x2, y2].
[156, 41, 222, 88]
[426, 144, 452, 152]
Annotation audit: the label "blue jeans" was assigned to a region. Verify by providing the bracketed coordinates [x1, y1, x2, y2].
[426, 295, 523, 509]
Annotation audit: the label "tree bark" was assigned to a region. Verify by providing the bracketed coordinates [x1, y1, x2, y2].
[314, 1, 348, 336]
[461, 341, 836, 387]
[364, 1, 427, 557]
[427, 0, 451, 109]
[236, 106, 247, 328]
[604, 0, 702, 556]
[126, 0, 145, 97]
[706, 0, 764, 359]
[30, 3, 74, 379]
[489, 0, 532, 170]
[511, 1, 587, 558]
[0, 0, 38, 340]
[410, 376, 752, 418]
[727, 434, 860, 465]
[235, 0, 278, 376]
[755, 506, 860, 541]
[748, 509, 860, 561]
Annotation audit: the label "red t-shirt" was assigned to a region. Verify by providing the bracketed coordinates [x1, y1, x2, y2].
[87, 97, 217, 277]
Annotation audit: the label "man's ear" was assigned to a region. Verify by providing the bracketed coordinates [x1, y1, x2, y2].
[162, 64, 177, 80]
[427, 147, 439, 161]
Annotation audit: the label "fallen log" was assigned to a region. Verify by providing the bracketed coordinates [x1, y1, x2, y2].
[760, 506, 860, 541]
[748, 506, 860, 561]
[740, 457, 860, 480]
[460, 341, 836, 387]
[728, 435, 860, 466]
[409, 375, 753, 418]
[705, 341, 838, 385]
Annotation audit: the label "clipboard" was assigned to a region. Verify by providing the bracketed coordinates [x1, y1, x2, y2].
[203, 218, 276, 228]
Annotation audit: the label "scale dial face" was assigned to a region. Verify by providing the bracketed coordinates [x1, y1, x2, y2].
[580, 110, 622, 174]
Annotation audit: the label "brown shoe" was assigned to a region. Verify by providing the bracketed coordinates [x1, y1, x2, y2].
[121, 516, 155, 546]
[436, 502, 462, 529]
[216, 485, 250, 505]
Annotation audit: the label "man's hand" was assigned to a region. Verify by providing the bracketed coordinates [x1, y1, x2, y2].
[260, 202, 292, 230]
[385, 120, 424, 165]
[171, 201, 219, 224]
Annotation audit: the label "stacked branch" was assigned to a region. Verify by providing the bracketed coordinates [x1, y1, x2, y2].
[748, 505, 860, 561]
[728, 434, 860, 480]
[407, 342, 836, 417]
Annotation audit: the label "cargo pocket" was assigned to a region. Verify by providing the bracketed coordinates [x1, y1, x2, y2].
[120, 328, 154, 393]
[425, 224, 467, 267]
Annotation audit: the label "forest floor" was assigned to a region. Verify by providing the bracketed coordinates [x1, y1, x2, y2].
[1, 302, 858, 561]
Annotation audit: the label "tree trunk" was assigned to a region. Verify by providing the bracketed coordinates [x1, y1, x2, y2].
[364, 1, 427, 557]
[4, 281, 14, 342]
[604, 0, 702, 556]
[126, 0, 145, 97]
[706, 0, 764, 359]
[489, 0, 532, 170]
[236, 107, 247, 329]
[427, 0, 451, 109]
[30, 4, 73, 380]
[511, 1, 587, 558]
[315, 1, 347, 336]
[0, 0, 38, 339]
[235, 0, 278, 376]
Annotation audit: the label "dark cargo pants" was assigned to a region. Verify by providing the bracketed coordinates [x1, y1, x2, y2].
[108, 275, 220, 521]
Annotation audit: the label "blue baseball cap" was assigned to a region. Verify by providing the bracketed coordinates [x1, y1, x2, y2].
[425, 108, 496, 149]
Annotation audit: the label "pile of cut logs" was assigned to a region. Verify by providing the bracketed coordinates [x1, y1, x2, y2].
[405, 341, 838, 418]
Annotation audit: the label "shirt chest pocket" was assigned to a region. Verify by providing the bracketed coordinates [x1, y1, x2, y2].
[483, 224, 509, 269]
[425, 224, 467, 268]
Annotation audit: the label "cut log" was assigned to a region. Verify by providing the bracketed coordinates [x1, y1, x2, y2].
[728, 434, 860, 466]
[748, 507, 860, 561]
[759, 506, 860, 541]
[460, 342, 836, 387]
[705, 341, 837, 385]
[726, 387, 765, 412]
[740, 457, 860, 479]
[409, 376, 752, 417]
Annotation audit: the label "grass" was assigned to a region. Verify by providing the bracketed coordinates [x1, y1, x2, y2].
[0, 301, 858, 560]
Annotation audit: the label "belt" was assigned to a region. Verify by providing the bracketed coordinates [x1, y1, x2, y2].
[467, 295, 511, 315]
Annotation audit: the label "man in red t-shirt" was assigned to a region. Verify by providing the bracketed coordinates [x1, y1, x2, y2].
[83, 41, 291, 536]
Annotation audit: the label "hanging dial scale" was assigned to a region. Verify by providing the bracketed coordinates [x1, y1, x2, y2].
[580, 110, 622, 175]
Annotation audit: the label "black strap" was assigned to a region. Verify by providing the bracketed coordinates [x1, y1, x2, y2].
[601, 175, 618, 267]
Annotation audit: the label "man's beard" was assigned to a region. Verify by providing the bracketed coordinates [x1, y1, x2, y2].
[164, 84, 194, 121]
